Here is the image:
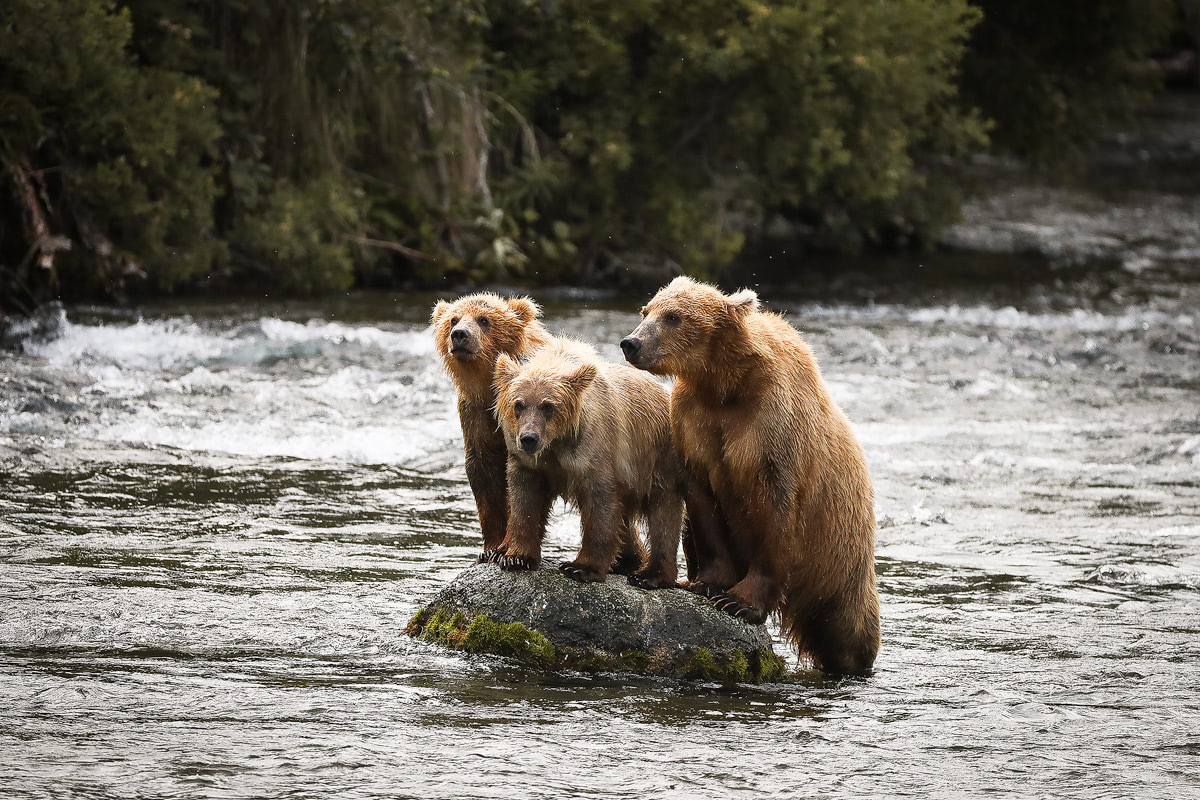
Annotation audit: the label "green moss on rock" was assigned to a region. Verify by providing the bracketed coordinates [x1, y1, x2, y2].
[755, 651, 790, 683]
[463, 614, 556, 670]
[404, 607, 431, 636]
[407, 606, 556, 670]
[669, 647, 792, 684]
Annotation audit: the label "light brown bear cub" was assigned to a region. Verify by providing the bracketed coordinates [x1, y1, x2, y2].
[620, 276, 880, 674]
[492, 339, 683, 587]
[432, 293, 550, 559]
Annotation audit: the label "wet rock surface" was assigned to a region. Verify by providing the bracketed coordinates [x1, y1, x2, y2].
[407, 562, 786, 682]
[942, 94, 1200, 272]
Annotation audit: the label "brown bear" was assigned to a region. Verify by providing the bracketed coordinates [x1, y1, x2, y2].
[492, 339, 684, 587]
[431, 293, 551, 559]
[620, 276, 880, 674]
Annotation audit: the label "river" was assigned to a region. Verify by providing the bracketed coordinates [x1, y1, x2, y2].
[1, 257, 1198, 797]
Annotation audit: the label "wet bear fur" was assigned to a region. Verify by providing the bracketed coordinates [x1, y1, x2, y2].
[621, 276, 880, 674]
[492, 339, 684, 587]
[432, 293, 551, 558]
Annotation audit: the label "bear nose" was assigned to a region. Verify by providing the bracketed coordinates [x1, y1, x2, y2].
[519, 432, 540, 453]
[450, 328, 469, 346]
[620, 337, 642, 362]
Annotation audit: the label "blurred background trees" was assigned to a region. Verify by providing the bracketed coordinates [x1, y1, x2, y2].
[0, 0, 1189, 312]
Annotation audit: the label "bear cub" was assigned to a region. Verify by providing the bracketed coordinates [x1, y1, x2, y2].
[432, 293, 551, 559]
[492, 339, 683, 587]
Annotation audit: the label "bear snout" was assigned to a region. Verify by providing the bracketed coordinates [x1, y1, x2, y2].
[519, 432, 540, 452]
[620, 337, 642, 363]
[449, 326, 478, 357]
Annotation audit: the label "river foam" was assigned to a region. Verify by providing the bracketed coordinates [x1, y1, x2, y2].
[13, 314, 458, 466]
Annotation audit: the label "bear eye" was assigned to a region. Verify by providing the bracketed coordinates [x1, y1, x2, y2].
[664, 312, 682, 326]
[540, 402, 555, 416]
[450, 316, 460, 326]
[477, 316, 490, 329]
[514, 401, 525, 414]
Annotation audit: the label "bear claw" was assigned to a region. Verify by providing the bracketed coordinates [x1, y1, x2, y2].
[499, 555, 536, 571]
[628, 573, 676, 590]
[559, 562, 603, 583]
[685, 581, 716, 599]
[710, 593, 765, 624]
[478, 548, 504, 564]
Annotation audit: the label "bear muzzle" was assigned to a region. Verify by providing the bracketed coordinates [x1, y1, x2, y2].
[619, 337, 642, 363]
[449, 327, 478, 358]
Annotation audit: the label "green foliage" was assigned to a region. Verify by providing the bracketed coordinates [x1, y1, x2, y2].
[0, 0, 1179, 310]
[232, 177, 361, 294]
[485, 0, 988, 265]
[961, 0, 1176, 165]
[0, 0, 221, 309]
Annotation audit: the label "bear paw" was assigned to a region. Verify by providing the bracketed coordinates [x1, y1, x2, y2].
[710, 592, 767, 625]
[558, 562, 606, 583]
[683, 580, 718, 599]
[628, 571, 678, 590]
[498, 554, 538, 571]
[479, 547, 506, 564]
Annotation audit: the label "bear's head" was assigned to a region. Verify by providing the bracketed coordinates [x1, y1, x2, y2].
[620, 276, 758, 377]
[431, 293, 542, 394]
[493, 346, 597, 458]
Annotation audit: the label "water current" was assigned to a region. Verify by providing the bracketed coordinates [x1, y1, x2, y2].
[1, 263, 1198, 798]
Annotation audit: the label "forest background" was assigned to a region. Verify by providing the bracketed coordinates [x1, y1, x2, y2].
[0, 0, 1194, 314]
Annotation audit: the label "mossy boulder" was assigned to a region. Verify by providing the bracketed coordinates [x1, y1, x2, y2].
[406, 562, 788, 683]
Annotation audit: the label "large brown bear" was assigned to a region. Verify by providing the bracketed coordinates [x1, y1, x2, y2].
[432, 293, 551, 559]
[492, 339, 684, 587]
[620, 276, 880, 674]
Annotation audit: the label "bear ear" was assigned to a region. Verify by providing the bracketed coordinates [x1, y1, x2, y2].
[565, 362, 598, 394]
[508, 297, 541, 324]
[726, 288, 759, 318]
[431, 300, 452, 325]
[494, 352, 520, 389]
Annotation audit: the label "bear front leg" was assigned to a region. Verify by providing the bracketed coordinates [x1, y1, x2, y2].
[498, 460, 553, 571]
[711, 471, 792, 623]
[465, 442, 510, 562]
[711, 565, 778, 624]
[629, 483, 683, 589]
[559, 484, 620, 583]
[459, 402, 511, 561]
[679, 471, 740, 598]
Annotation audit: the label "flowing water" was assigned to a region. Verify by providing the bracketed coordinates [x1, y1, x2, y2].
[2, 261, 1199, 798]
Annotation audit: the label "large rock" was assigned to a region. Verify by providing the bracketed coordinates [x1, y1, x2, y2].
[406, 562, 788, 683]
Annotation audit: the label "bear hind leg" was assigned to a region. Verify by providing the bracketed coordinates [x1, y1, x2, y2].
[610, 516, 647, 576]
[465, 441, 510, 560]
[800, 599, 880, 675]
[630, 483, 683, 590]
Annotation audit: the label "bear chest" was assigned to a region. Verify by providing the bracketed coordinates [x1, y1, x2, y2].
[676, 403, 760, 494]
